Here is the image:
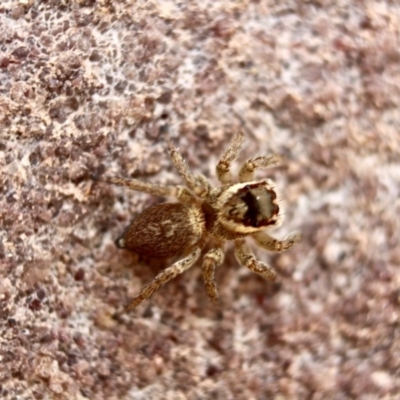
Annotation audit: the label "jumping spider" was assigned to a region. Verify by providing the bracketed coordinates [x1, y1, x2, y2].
[100, 132, 300, 311]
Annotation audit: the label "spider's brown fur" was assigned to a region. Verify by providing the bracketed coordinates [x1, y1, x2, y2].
[100, 132, 300, 310]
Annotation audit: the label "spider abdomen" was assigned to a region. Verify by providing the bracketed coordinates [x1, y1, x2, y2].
[116, 203, 205, 258]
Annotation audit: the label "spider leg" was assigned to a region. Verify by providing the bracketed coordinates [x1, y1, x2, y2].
[125, 247, 201, 311]
[194, 173, 212, 198]
[167, 141, 211, 198]
[234, 239, 277, 281]
[202, 247, 224, 303]
[238, 154, 283, 182]
[216, 131, 245, 184]
[252, 231, 301, 251]
[99, 176, 195, 203]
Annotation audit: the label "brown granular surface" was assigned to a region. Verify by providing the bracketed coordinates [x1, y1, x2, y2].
[1, 1, 399, 399]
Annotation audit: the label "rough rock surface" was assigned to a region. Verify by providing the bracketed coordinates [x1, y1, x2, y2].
[1, 1, 399, 399]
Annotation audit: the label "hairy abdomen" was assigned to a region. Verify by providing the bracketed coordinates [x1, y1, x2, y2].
[116, 203, 205, 258]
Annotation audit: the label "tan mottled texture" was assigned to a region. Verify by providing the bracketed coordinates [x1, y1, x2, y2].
[1, 1, 400, 400]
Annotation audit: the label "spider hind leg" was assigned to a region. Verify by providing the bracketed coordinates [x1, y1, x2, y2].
[125, 247, 201, 310]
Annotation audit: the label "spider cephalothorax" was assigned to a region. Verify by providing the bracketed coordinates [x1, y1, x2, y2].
[100, 131, 300, 310]
[216, 180, 281, 233]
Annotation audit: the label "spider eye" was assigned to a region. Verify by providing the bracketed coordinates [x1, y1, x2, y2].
[221, 182, 280, 231]
[239, 185, 279, 227]
[240, 190, 260, 227]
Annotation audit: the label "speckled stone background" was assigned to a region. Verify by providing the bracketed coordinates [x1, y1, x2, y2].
[1, 1, 400, 399]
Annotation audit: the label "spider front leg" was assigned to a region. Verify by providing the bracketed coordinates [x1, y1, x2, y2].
[168, 141, 211, 198]
[234, 239, 277, 281]
[216, 131, 245, 184]
[252, 231, 301, 251]
[99, 176, 195, 203]
[125, 247, 201, 311]
[202, 247, 224, 304]
[239, 154, 283, 182]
